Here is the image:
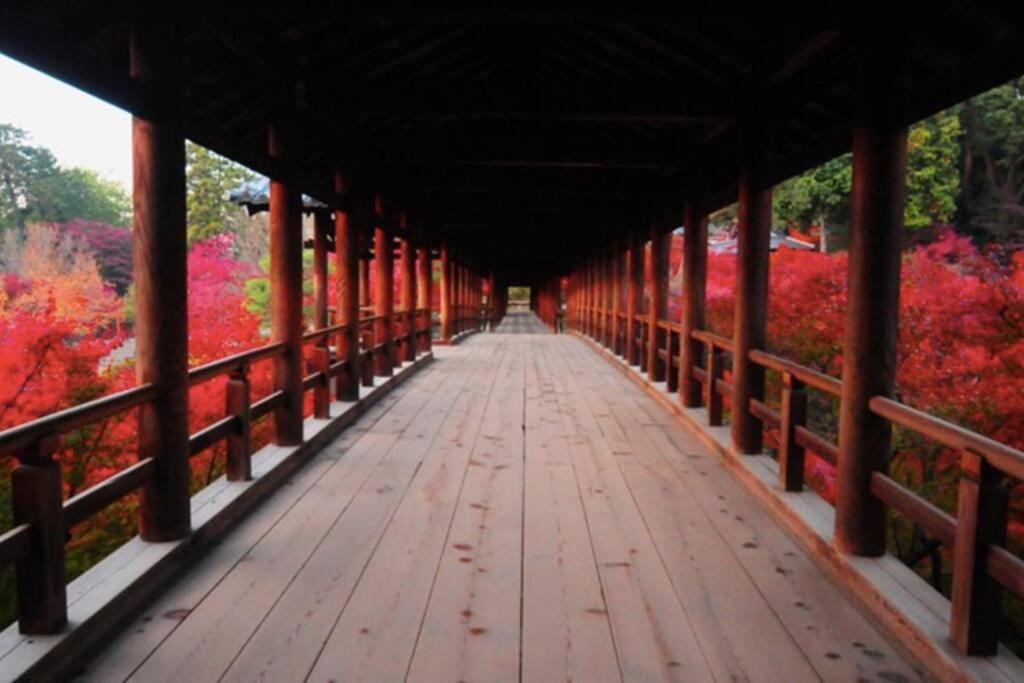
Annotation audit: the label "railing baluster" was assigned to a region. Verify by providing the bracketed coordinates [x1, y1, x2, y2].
[313, 344, 331, 419]
[950, 449, 1008, 655]
[778, 372, 807, 492]
[361, 325, 375, 387]
[13, 436, 66, 634]
[666, 328, 679, 393]
[225, 363, 252, 481]
[706, 347, 724, 426]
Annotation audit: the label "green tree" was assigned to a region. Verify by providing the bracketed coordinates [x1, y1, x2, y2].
[959, 76, 1024, 242]
[774, 109, 961, 248]
[33, 167, 130, 226]
[186, 142, 255, 244]
[0, 124, 58, 232]
[773, 154, 852, 249]
[905, 109, 961, 230]
[1, 124, 130, 230]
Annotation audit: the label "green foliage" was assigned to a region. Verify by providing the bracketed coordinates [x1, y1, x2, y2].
[959, 77, 1024, 242]
[35, 168, 130, 226]
[773, 154, 852, 240]
[243, 256, 271, 326]
[186, 142, 255, 244]
[0, 124, 59, 232]
[243, 249, 318, 327]
[905, 109, 961, 230]
[774, 110, 961, 244]
[0, 124, 130, 231]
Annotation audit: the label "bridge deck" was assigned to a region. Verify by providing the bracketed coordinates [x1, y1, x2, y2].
[78, 316, 923, 682]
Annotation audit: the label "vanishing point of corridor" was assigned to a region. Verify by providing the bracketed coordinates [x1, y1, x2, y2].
[78, 315, 922, 682]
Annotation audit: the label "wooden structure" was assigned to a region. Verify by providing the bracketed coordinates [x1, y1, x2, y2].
[0, 7, 1024, 681]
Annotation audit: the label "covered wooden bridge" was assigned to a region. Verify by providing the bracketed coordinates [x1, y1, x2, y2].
[1, 6, 1024, 682]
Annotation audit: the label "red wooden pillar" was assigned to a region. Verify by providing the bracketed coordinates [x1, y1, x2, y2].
[836, 61, 908, 557]
[312, 209, 331, 419]
[731, 133, 772, 454]
[452, 260, 461, 334]
[601, 249, 611, 346]
[374, 196, 393, 376]
[399, 217, 416, 362]
[580, 261, 589, 335]
[269, 122, 305, 446]
[494, 276, 501, 324]
[647, 222, 669, 382]
[611, 241, 622, 355]
[335, 171, 360, 401]
[358, 255, 370, 310]
[440, 243, 452, 340]
[680, 196, 708, 407]
[588, 255, 597, 338]
[417, 245, 432, 352]
[625, 232, 641, 365]
[313, 209, 330, 329]
[131, 24, 191, 542]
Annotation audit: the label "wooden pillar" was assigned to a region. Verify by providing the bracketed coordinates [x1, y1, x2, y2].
[334, 170, 360, 401]
[599, 254, 607, 343]
[132, 23, 190, 541]
[417, 245, 432, 351]
[836, 59, 908, 556]
[313, 209, 330, 329]
[358, 255, 370, 309]
[611, 240, 622, 355]
[601, 249, 611, 346]
[680, 196, 708, 407]
[588, 255, 597, 338]
[268, 122, 304, 446]
[731, 133, 772, 454]
[440, 244, 452, 340]
[374, 196, 393, 376]
[647, 222, 669, 382]
[399, 218, 416, 362]
[625, 232, 642, 365]
[312, 209, 331, 419]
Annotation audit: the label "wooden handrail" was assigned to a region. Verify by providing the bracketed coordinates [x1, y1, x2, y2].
[188, 342, 288, 385]
[0, 384, 158, 458]
[302, 323, 350, 343]
[870, 472, 957, 549]
[870, 396, 1024, 483]
[748, 349, 842, 397]
[64, 458, 156, 528]
[692, 328, 734, 352]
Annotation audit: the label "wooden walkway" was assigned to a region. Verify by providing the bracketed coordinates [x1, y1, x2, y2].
[77, 320, 924, 682]
[494, 310, 551, 334]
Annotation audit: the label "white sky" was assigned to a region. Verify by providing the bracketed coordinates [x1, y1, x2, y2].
[0, 52, 132, 191]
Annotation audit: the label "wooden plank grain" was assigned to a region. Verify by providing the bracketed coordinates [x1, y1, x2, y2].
[561, 340, 822, 682]
[520, 340, 620, 683]
[538, 339, 715, 683]
[112, 354, 453, 682]
[305, 337, 508, 682]
[572, 336, 928, 683]
[74, 374, 419, 681]
[220, 341, 490, 682]
[406, 336, 527, 682]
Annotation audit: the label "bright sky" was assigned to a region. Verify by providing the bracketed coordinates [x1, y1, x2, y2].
[0, 52, 132, 191]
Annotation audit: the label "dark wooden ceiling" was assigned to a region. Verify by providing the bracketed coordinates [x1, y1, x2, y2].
[1, 4, 1023, 282]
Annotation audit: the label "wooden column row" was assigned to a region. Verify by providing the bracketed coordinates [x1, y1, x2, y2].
[567, 63, 919, 645]
[437, 243, 486, 341]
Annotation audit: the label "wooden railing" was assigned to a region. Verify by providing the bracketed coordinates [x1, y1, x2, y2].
[0, 308, 433, 634]
[571, 308, 1024, 656]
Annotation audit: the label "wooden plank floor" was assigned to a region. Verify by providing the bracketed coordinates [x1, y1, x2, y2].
[76, 316, 925, 683]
